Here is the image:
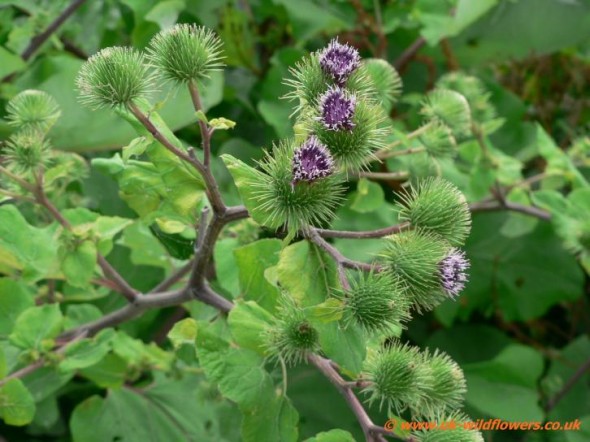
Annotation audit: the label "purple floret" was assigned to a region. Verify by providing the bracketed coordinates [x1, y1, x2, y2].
[319, 38, 361, 85]
[320, 86, 356, 131]
[292, 136, 335, 187]
[438, 249, 469, 299]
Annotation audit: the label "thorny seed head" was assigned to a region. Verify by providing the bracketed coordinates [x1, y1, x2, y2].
[291, 135, 335, 186]
[319, 38, 360, 85]
[320, 86, 356, 131]
[438, 249, 469, 299]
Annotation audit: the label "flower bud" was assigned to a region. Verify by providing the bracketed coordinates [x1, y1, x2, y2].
[417, 349, 466, 415]
[147, 24, 224, 84]
[439, 249, 469, 299]
[340, 272, 411, 333]
[250, 139, 344, 231]
[381, 229, 450, 312]
[419, 122, 457, 158]
[76, 47, 153, 109]
[265, 297, 319, 366]
[311, 99, 389, 171]
[6, 90, 61, 133]
[362, 58, 402, 110]
[363, 342, 429, 413]
[291, 135, 335, 186]
[4, 130, 51, 175]
[397, 177, 471, 247]
[319, 38, 360, 86]
[412, 410, 484, 442]
[421, 89, 471, 138]
[319, 86, 356, 131]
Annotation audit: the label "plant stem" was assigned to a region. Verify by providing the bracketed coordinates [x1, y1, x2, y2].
[128, 102, 227, 215]
[316, 222, 410, 239]
[469, 200, 551, 221]
[308, 354, 394, 442]
[33, 177, 139, 302]
[373, 124, 431, 161]
[357, 171, 409, 181]
[394, 37, 427, 71]
[0, 166, 36, 192]
[545, 356, 590, 412]
[188, 80, 212, 167]
[306, 228, 383, 290]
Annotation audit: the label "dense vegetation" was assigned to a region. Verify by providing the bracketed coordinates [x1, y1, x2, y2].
[0, 1, 589, 441]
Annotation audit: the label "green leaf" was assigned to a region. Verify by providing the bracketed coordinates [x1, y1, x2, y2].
[314, 321, 366, 375]
[234, 239, 282, 312]
[228, 301, 275, 355]
[305, 429, 356, 442]
[221, 154, 282, 229]
[546, 336, 590, 421]
[71, 377, 225, 442]
[14, 55, 223, 151]
[463, 344, 544, 421]
[79, 354, 128, 389]
[0, 379, 35, 426]
[209, 117, 236, 130]
[463, 213, 584, 321]
[214, 238, 241, 297]
[59, 330, 114, 372]
[198, 333, 274, 409]
[277, 241, 339, 307]
[0, 46, 25, 78]
[350, 178, 385, 213]
[241, 394, 299, 442]
[167, 318, 197, 350]
[122, 136, 153, 163]
[0, 278, 33, 339]
[9, 304, 63, 351]
[60, 240, 97, 288]
[0, 206, 59, 282]
[63, 304, 103, 330]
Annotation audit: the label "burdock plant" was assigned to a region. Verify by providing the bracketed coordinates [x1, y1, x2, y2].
[0, 24, 487, 442]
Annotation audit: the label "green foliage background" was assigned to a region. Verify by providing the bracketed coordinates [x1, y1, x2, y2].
[0, 0, 589, 441]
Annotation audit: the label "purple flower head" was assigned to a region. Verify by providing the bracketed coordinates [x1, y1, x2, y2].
[320, 86, 356, 131]
[291, 136, 335, 187]
[438, 249, 469, 299]
[319, 38, 361, 85]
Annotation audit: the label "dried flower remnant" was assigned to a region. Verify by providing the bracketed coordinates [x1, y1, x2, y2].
[319, 38, 361, 85]
[320, 86, 356, 131]
[438, 249, 469, 298]
[291, 136, 335, 187]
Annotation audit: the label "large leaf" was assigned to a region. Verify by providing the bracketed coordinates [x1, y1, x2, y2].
[0, 379, 35, 426]
[14, 55, 223, 151]
[0, 278, 33, 339]
[463, 344, 544, 421]
[276, 241, 339, 307]
[234, 239, 282, 312]
[70, 376, 226, 442]
[459, 213, 584, 322]
[0, 206, 59, 282]
[9, 304, 63, 351]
